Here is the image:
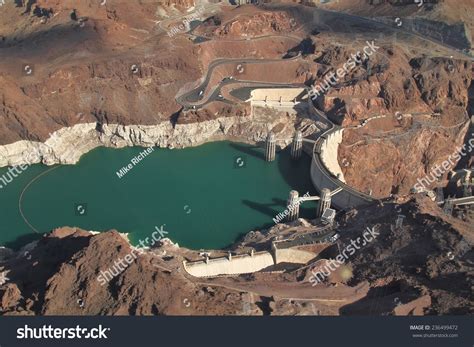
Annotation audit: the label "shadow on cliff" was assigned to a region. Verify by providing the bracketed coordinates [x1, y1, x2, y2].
[3, 233, 41, 251]
[339, 282, 409, 315]
[5, 231, 91, 314]
[263, 3, 394, 39]
[284, 38, 315, 59]
[0, 20, 99, 59]
[338, 281, 440, 315]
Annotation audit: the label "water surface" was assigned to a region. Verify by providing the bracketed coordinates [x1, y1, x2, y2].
[0, 141, 316, 250]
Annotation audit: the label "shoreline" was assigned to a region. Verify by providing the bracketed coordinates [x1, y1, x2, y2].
[0, 111, 312, 168]
[0, 118, 319, 252]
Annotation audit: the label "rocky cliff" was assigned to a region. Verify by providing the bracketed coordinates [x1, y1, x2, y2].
[0, 104, 316, 167]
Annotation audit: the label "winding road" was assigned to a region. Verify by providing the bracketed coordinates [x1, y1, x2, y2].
[175, 54, 304, 109]
[174, 4, 472, 111]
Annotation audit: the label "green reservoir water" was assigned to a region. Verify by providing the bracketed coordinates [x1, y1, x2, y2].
[0, 141, 316, 250]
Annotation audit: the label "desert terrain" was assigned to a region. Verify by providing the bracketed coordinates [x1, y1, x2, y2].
[0, 0, 472, 316]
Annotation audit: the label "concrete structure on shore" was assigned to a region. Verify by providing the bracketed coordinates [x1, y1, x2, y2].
[184, 222, 336, 278]
[283, 187, 342, 221]
[184, 246, 317, 278]
[316, 188, 332, 217]
[265, 132, 276, 162]
[273, 248, 316, 264]
[318, 128, 346, 183]
[250, 88, 307, 106]
[286, 190, 300, 222]
[310, 128, 373, 209]
[184, 251, 275, 277]
[291, 130, 303, 159]
[249, 88, 307, 116]
[307, 99, 374, 209]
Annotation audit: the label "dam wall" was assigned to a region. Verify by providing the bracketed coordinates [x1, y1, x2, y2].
[250, 88, 307, 103]
[306, 98, 372, 208]
[249, 88, 308, 115]
[274, 248, 316, 264]
[319, 128, 346, 183]
[184, 251, 274, 277]
[310, 126, 373, 210]
[184, 247, 318, 278]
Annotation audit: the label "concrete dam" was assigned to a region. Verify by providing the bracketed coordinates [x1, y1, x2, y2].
[307, 101, 374, 210]
[310, 126, 374, 209]
[184, 247, 317, 278]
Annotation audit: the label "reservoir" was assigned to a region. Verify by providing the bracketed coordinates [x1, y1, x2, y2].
[0, 141, 316, 250]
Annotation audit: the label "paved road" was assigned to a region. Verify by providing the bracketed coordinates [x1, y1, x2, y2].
[193, 278, 370, 302]
[175, 54, 304, 109]
[175, 4, 473, 110]
[300, 6, 473, 61]
[274, 226, 335, 249]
